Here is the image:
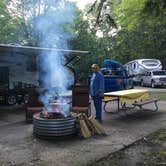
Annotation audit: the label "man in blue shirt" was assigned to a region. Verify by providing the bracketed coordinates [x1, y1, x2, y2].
[90, 64, 104, 122]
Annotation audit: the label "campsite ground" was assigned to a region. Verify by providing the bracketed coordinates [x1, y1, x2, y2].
[0, 88, 166, 166]
[88, 128, 166, 166]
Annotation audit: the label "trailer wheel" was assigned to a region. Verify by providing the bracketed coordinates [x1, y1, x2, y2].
[7, 95, 16, 105]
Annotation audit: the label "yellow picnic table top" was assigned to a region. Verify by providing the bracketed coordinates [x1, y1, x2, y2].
[104, 89, 149, 102]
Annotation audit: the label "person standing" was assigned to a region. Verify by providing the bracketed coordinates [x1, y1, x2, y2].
[90, 64, 104, 122]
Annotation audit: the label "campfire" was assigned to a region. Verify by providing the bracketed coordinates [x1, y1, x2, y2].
[40, 100, 70, 119]
[33, 100, 77, 139]
[33, 90, 106, 139]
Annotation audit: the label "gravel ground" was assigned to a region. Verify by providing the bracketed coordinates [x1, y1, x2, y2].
[0, 100, 166, 166]
[88, 128, 166, 166]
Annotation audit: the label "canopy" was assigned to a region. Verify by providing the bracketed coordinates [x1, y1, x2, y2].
[0, 44, 90, 56]
[104, 59, 122, 70]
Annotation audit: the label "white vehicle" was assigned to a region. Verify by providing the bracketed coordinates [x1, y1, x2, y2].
[124, 59, 162, 84]
[141, 70, 166, 88]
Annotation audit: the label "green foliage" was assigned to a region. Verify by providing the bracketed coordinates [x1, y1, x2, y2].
[69, 10, 103, 79]
[0, 0, 19, 43]
[69, 8, 120, 80]
[115, 0, 146, 30]
[87, 0, 117, 31]
[158, 133, 166, 140]
[110, 0, 166, 67]
[144, 0, 166, 16]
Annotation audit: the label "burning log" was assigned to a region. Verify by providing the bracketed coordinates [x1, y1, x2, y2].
[39, 99, 71, 119]
[40, 111, 65, 119]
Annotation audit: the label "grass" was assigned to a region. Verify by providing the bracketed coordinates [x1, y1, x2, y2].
[158, 132, 166, 140]
[143, 129, 166, 166]
[149, 92, 166, 101]
[87, 128, 166, 166]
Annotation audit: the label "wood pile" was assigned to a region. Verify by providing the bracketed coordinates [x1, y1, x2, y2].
[74, 113, 107, 138]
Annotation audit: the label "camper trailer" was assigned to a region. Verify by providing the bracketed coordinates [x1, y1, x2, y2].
[0, 44, 90, 105]
[124, 59, 162, 85]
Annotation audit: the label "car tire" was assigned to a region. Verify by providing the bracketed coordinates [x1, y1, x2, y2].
[7, 95, 16, 105]
[151, 81, 155, 88]
[24, 94, 29, 104]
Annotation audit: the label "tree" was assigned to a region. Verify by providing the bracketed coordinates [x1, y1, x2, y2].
[108, 0, 166, 67]
[69, 10, 101, 80]
[0, 0, 19, 43]
[69, 8, 118, 80]
[87, 0, 117, 30]
[7, 0, 76, 46]
[143, 0, 166, 16]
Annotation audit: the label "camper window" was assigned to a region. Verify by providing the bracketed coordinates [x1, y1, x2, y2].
[153, 71, 166, 75]
[142, 60, 159, 67]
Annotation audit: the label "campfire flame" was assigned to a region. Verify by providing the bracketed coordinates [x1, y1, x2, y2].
[55, 108, 60, 113]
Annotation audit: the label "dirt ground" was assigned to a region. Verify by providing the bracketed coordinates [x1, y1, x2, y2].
[88, 128, 166, 166]
[0, 100, 166, 166]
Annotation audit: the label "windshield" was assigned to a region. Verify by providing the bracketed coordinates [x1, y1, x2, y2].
[153, 71, 166, 75]
[142, 60, 159, 67]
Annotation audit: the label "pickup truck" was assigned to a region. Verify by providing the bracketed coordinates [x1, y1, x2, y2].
[141, 70, 166, 88]
[89, 59, 134, 92]
[101, 67, 133, 92]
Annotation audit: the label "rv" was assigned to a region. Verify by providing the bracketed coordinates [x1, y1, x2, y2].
[124, 59, 162, 85]
[0, 44, 89, 105]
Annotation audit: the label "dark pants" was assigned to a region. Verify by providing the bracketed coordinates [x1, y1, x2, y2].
[92, 96, 102, 120]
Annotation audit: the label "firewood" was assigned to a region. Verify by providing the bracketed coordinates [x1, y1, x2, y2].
[77, 113, 106, 138]
[82, 113, 97, 135]
[89, 117, 102, 135]
[79, 120, 92, 138]
[78, 114, 91, 138]
[89, 117, 106, 135]
[70, 112, 79, 118]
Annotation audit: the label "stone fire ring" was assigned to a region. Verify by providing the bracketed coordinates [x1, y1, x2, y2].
[33, 113, 77, 139]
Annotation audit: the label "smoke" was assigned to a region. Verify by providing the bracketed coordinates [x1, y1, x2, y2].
[35, 0, 76, 115]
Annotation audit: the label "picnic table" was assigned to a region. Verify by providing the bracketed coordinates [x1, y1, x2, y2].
[104, 89, 159, 112]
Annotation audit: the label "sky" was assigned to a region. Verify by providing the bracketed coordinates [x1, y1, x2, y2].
[69, 0, 95, 9]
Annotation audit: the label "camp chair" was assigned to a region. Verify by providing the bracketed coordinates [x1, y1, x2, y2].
[25, 87, 43, 122]
[71, 84, 91, 116]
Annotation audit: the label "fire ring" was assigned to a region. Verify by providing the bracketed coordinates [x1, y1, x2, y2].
[33, 113, 76, 139]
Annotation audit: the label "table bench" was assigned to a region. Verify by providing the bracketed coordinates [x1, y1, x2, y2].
[132, 98, 160, 112]
[102, 97, 118, 112]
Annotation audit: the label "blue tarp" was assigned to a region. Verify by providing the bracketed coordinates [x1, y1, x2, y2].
[104, 59, 122, 70]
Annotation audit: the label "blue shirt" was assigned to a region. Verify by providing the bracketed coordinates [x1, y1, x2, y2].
[90, 71, 104, 97]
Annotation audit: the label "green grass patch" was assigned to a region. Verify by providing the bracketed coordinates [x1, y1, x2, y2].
[149, 92, 166, 101]
[158, 132, 166, 140]
[88, 128, 166, 166]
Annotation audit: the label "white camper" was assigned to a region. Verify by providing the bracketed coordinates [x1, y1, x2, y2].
[124, 59, 162, 84]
